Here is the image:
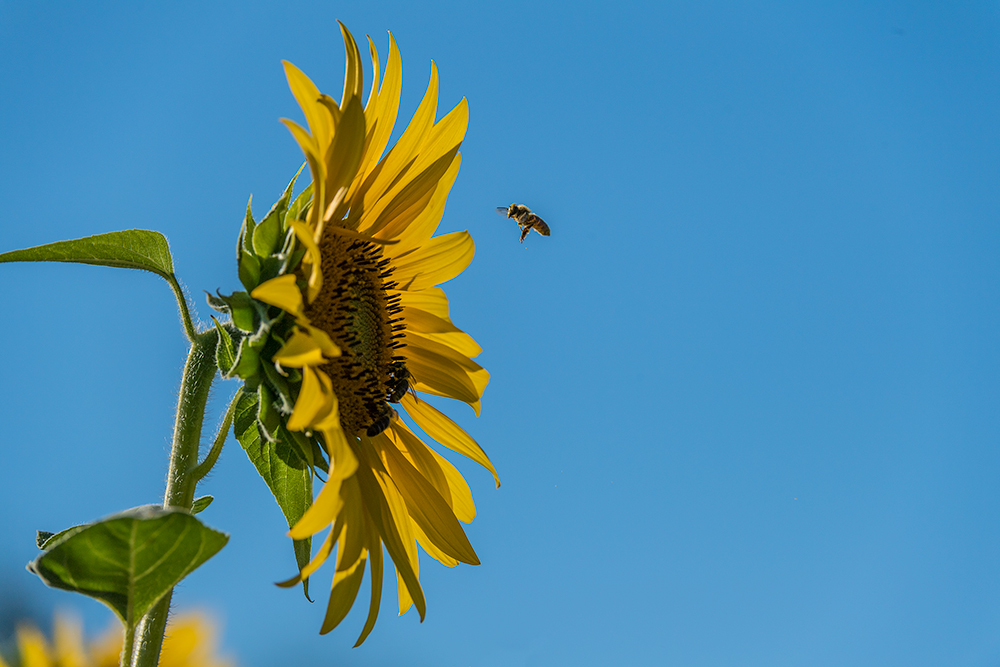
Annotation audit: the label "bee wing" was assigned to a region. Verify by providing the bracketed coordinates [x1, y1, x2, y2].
[495, 206, 510, 216]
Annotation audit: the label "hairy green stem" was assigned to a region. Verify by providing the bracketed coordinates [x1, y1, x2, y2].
[132, 327, 219, 667]
[119, 621, 135, 667]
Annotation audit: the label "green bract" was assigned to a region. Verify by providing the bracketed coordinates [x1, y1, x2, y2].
[207, 170, 323, 584]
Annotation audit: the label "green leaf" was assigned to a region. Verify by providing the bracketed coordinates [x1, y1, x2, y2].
[27, 506, 228, 625]
[191, 496, 214, 514]
[0, 230, 174, 281]
[234, 390, 312, 596]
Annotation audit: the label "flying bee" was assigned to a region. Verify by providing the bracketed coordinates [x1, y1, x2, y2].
[386, 364, 411, 403]
[366, 403, 397, 437]
[496, 203, 550, 243]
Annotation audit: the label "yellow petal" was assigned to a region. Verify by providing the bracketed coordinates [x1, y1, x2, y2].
[288, 219, 324, 302]
[407, 331, 489, 397]
[302, 323, 341, 356]
[363, 34, 381, 118]
[348, 62, 438, 231]
[322, 97, 366, 223]
[318, 480, 367, 634]
[354, 514, 384, 647]
[282, 523, 338, 584]
[397, 286, 450, 318]
[355, 447, 425, 619]
[280, 119, 326, 232]
[395, 561, 416, 616]
[286, 366, 330, 431]
[382, 153, 461, 254]
[391, 230, 474, 291]
[52, 614, 87, 667]
[412, 518, 459, 567]
[406, 344, 481, 407]
[417, 329, 483, 360]
[251, 274, 303, 316]
[316, 414, 358, 480]
[16, 625, 50, 667]
[334, 476, 366, 569]
[289, 474, 344, 539]
[321, 550, 367, 634]
[283, 60, 332, 152]
[339, 22, 365, 106]
[403, 332, 488, 411]
[377, 434, 479, 565]
[402, 306, 488, 360]
[372, 62, 438, 194]
[363, 95, 466, 239]
[401, 393, 499, 487]
[365, 148, 458, 239]
[273, 329, 331, 368]
[390, 421, 476, 522]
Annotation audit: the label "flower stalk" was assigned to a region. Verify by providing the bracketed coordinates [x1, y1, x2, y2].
[130, 325, 220, 667]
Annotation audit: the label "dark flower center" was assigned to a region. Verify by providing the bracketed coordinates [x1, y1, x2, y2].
[303, 232, 407, 436]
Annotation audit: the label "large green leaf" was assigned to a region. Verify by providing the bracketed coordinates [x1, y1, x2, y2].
[0, 230, 174, 280]
[234, 389, 312, 595]
[27, 506, 228, 625]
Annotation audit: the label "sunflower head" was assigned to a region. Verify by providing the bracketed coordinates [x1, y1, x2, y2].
[209, 22, 499, 644]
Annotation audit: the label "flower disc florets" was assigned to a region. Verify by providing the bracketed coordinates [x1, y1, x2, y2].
[210, 22, 499, 645]
[305, 234, 406, 436]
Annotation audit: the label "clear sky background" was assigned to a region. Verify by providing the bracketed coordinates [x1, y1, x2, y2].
[2, 2, 999, 666]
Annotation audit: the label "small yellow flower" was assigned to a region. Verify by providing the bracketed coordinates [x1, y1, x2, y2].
[0, 612, 231, 667]
[227, 22, 497, 643]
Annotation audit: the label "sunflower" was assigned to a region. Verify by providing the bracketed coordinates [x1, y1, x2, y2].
[216, 22, 497, 644]
[0, 612, 232, 667]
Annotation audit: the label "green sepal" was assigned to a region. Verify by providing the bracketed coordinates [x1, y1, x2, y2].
[239, 250, 261, 292]
[212, 290, 257, 332]
[252, 168, 302, 259]
[191, 496, 214, 514]
[205, 291, 231, 315]
[257, 383, 281, 442]
[261, 362, 295, 415]
[252, 211, 282, 259]
[259, 251, 295, 285]
[241, 196, 257, 254]
[234, 390, 312, 597]
[287, 181, 313, 223]
[212, 318, 259, 380]
[231, 339, 260, 380]
[27, 506, 228, 626]
[213, 317, 237, 375]
[289, 428, 328, 474]
[0, 230, 174, 282]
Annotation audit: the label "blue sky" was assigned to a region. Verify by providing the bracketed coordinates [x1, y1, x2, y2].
[2, 2, 1000, 665]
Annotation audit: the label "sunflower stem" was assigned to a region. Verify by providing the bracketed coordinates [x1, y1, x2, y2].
[120, 620, 135, 667]
[132, 327, 220, 667]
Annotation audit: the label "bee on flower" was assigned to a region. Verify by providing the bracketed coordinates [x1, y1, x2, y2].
[211, 22, 497, 644]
